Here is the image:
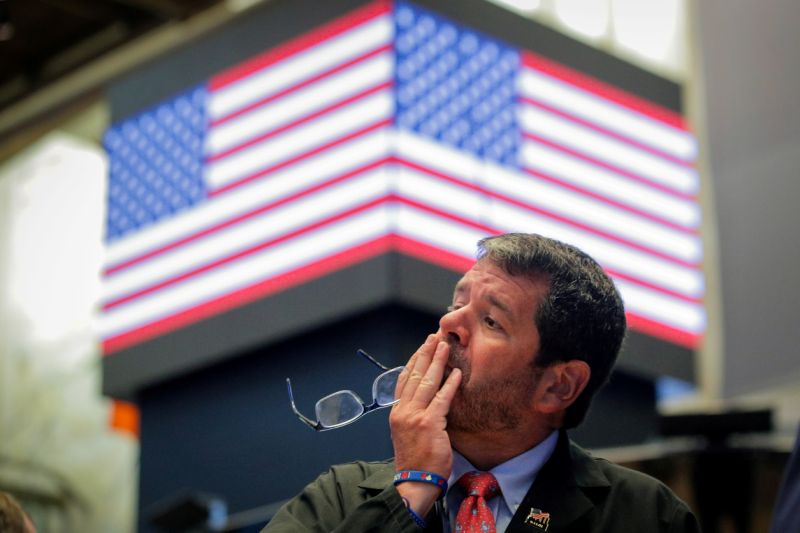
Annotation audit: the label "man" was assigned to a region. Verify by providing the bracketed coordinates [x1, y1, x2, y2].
[264, 233, 699, 532]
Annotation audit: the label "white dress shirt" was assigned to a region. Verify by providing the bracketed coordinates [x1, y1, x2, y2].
[443, 430, 558, 532]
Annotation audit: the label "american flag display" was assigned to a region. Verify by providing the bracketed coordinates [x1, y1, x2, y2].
[100, 0, 704, 355]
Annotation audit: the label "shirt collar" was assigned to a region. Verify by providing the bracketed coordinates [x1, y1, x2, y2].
[447, 430, 559, 518]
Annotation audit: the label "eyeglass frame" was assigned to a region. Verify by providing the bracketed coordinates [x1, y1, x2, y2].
[286, 349, 404, 431]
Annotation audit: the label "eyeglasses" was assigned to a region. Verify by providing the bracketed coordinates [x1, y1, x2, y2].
[286, 349, 404, 431]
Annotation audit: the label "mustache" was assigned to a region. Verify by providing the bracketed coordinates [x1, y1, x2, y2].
[446, 336, 466, 368]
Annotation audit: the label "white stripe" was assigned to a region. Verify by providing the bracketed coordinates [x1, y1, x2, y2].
[105, 130, 391, 267]
[395, 129, 480, 183]
[395, 167, 488, 221]
[207, 52, 394, 156]
[394, 204, 484, 259]
[488, 202, 704, 298]
[616, 279, 706, 333]
[520, 140, 700, 229]
[486, 163, 702, 263]
[100, 206, 391, 339]
[519, 104, 699, 194]
[519, 68, 697, 161]
[103, 170, 389, 303]
[206, 90, 394, 189]
[209, 16, 393, 119]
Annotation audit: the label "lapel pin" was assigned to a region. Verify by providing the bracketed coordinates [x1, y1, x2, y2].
[524, 508, 550, 531]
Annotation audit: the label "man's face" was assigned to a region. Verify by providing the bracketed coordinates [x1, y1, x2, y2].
[439, 259, 546, 433]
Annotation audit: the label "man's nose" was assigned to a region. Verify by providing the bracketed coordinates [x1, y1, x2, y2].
[439, 306, 469, 346]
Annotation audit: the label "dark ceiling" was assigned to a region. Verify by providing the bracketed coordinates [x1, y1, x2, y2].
[0, 0, 221, 116]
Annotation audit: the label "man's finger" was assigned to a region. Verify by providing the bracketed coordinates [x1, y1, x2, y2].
[394, 352, 417, 399]
[396, 335, 436, 402]
[428, 367, 462, 419]
[408, 341, 449, 407]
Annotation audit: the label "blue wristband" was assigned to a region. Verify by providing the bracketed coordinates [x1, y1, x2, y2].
[392, 470, 448, 498]
[400, 497, 427, 529]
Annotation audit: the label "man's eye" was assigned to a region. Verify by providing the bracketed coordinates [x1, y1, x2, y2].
[447, 304, 461, 313]
[484, 316, 499, 329]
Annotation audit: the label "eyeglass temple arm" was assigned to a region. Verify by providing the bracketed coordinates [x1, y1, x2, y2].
[285, 378, 321, 431]
[356, 349, 392, 371]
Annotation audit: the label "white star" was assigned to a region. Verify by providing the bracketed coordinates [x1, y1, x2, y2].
[419, 16, 436, 35]
[424, 40, 440, 58]
[397, 34, 415, 54]
[396, 6, 415, 28]
[398, 62, 415, 82]
[460, 33, 478, 54]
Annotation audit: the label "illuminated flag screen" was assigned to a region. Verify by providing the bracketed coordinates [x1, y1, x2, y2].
[101, 0, 704, 358]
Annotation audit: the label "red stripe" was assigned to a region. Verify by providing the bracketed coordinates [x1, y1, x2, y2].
[522, 131, 697, 200]
[102, 236, 395, 355]
[522, 50, 687, 129]
[521, 167, 696, 233]
[210, 0, 391, 90]
[103, 196, 390, 311]
[605, 267, 702, 304]
[211, 118, 392, 196]
[390, 234, 476, 274]
[394, 157, 700, 269]
[104, 158, 390, 276]
[394, 194, 498, 235]
[626, 313, 701, 349]
[209, 81, 393, 163]
[519, 96, 694, 167]
[392, 156, 484, 194]
[211, 44, 392, 128]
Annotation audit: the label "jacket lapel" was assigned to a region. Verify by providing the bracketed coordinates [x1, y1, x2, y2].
[506, 431, 610, 533]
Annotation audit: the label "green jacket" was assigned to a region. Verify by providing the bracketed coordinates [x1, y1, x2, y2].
[263, 432, 700, 532]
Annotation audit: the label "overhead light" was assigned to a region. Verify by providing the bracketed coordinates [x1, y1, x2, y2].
[554, 0, 610, 40]
[226, 0, 265, 14]
[488, 0, 542, 14]
[612, 0, 683, 65]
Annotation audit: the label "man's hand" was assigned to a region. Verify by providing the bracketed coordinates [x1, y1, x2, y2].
[389, 334, 462, 516]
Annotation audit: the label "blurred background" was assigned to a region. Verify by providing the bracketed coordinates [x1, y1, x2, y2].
[0, 0, 798, 532]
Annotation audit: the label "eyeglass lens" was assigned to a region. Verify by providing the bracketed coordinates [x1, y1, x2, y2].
[314, 367, 402, 428]
[315, 391, 364, 428]
[373, 367, 402, 406]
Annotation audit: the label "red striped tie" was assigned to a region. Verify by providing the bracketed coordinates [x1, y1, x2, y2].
[454, 471, 501, 533]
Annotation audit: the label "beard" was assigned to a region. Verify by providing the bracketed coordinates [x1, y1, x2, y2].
[445, 339, 542, 433]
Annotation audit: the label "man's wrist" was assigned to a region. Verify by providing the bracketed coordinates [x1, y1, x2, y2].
[393, 470, 448, 496]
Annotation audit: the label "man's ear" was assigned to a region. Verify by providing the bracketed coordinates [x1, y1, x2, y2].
[535, 360, 591, 414]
